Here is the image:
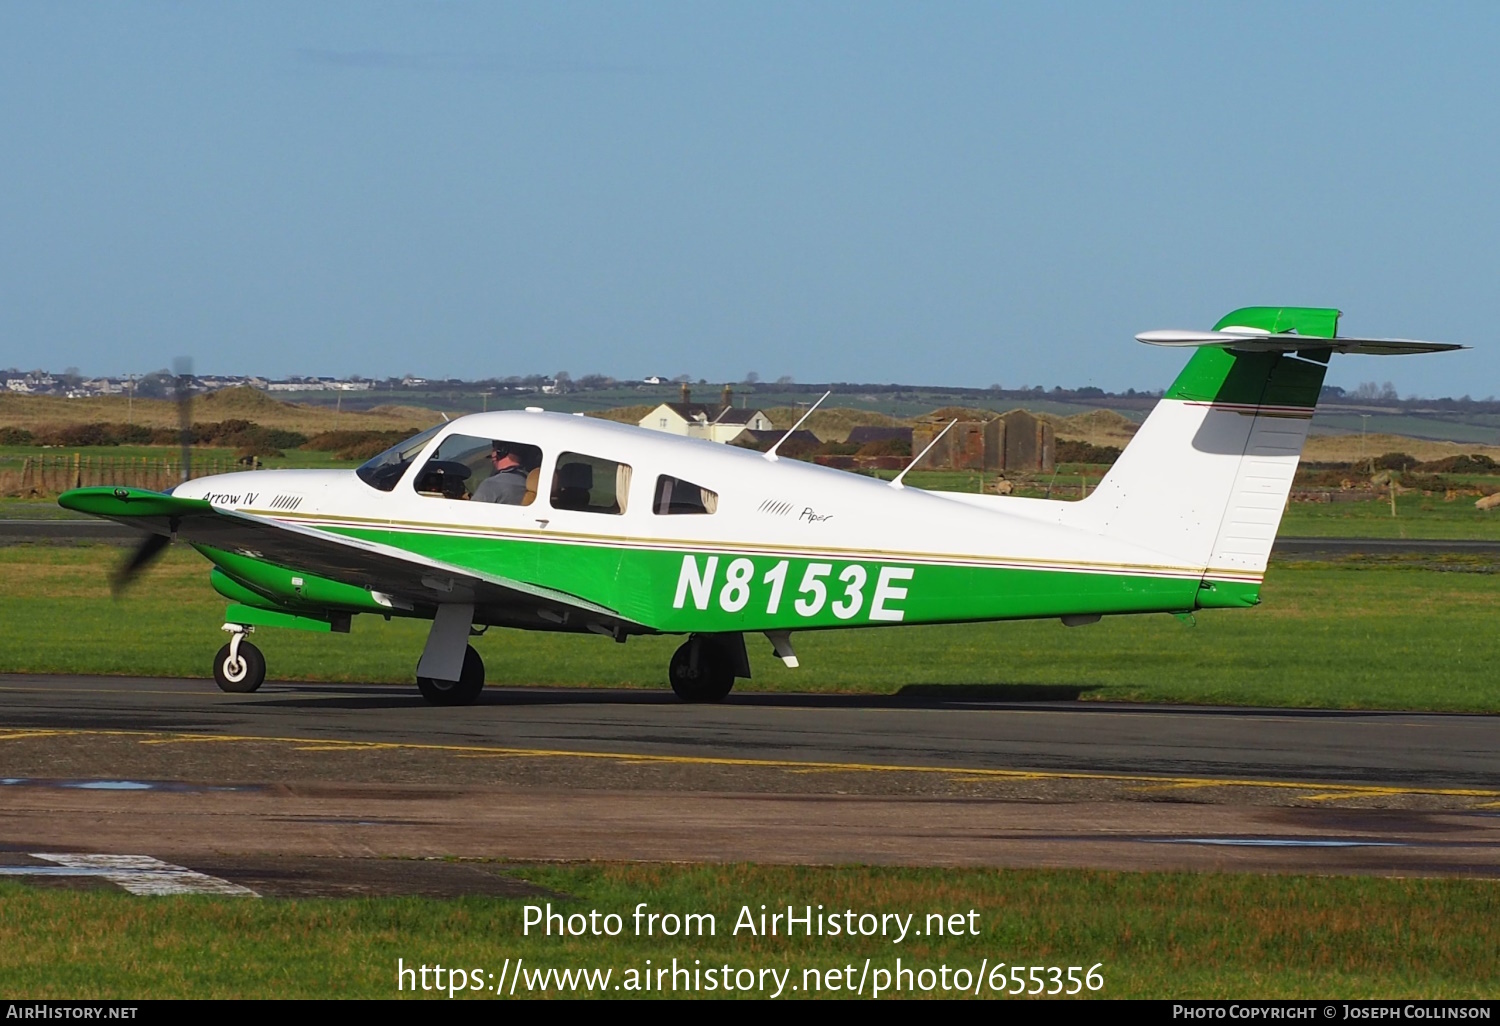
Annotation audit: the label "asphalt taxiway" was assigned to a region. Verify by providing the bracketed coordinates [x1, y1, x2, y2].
[1, 674, 1497, 890]
[1, 674, 1496, 787]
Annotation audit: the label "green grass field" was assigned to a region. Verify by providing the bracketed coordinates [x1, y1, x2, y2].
[1, 865, 1495, 999]
[3, 519, 1496, 1002]
[0, 443, 348, 470]
[3, 544, 1498, 712]
[1278, 496, 1500, 538]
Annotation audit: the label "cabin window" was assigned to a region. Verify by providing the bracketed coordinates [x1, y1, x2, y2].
[654, 475, 718, 515]
[355, 425, 443, 492]
[412, 433, 543, 505]
[551, 452, 631, 514]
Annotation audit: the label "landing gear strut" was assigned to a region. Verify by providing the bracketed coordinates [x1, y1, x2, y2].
[214, 626, 266, 693]
[669, 636, 736, 703]
[416, 644, 486, 706]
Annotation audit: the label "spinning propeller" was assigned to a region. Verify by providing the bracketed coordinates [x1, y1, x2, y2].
[111, 358, 193, 596]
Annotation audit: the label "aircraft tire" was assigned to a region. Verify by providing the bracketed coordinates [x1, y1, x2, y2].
[668, 638, 734, 703]
[213, 640, 266, 693]
[416, 644, 485, 706]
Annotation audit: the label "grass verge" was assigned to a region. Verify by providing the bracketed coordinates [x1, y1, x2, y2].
[1, 865, 1495, 999]
[1279, 497, 1500, 539]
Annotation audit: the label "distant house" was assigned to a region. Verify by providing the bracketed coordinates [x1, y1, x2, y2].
[641, 375, 666, 385]
[638, 385, 775, 443]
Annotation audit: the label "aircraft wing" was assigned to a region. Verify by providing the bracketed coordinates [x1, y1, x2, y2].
[58, 487, 635, 627]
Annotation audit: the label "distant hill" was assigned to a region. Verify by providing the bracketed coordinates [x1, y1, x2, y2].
[758, 407, 905, 442]
[0, 386, 435, 435]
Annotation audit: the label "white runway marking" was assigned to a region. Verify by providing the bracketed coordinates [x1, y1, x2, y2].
[0, 854, 260, 896]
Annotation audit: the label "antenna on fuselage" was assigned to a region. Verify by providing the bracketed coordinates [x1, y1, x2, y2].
[763, 390, 831, 462]
[890, 419, 956, 490]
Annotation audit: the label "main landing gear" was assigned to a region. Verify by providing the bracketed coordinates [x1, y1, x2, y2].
[214, 626, 266, 693]
[669, 635, 736, 703]
[416, 644, 486, 706]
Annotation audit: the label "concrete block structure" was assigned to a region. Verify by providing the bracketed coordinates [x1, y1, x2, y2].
[910, 410, 1053, 472]
[1000, 410, 1055, 472]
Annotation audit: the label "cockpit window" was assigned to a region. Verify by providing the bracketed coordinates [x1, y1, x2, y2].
[355, 425, 443, 492]
[414, 434, 543, 505]
[654, 475, 718, 515]
[551, 452, 631, 514]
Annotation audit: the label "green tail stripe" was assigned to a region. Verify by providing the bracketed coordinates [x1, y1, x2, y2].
[1213, 306, 1340, 338]
[1164, 306, 1340, 406]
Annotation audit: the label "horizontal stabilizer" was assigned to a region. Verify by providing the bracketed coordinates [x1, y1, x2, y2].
[1137, 328, 1465, 356]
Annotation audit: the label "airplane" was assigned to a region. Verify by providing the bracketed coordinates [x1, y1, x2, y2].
[58, 306, 1462, 706]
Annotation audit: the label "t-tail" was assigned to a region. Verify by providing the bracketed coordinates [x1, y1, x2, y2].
[1056, 306, 1463, 610]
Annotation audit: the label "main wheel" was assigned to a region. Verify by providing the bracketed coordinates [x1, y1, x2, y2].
[213, 640, 266, 693]
[668, 638, 735, 703]
[416, 645, 485, 706]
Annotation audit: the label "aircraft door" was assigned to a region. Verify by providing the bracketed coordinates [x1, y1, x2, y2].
[409, 433, 547, 582]
[536, 450, 632, 609]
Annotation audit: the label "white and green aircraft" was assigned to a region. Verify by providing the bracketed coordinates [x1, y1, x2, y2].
[59, 306, 1461, 705]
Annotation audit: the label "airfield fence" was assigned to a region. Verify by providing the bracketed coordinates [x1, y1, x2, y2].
[1, 454, 256, 497]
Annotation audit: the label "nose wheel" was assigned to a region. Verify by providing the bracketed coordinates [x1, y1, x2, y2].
[214, 628, 266, 693]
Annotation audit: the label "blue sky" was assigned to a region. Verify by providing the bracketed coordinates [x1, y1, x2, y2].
[1, 2, 1496, 397]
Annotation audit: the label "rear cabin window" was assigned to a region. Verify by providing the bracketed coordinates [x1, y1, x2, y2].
[551, 452, 631, 515]
[411, 434, 544, 506]
[654, 475, 718, 515]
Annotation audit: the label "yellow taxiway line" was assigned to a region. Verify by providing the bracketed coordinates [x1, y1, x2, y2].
[1, 726, 1498, 802]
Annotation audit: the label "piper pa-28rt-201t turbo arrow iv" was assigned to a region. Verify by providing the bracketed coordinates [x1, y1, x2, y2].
[60, 307, 1463, 705]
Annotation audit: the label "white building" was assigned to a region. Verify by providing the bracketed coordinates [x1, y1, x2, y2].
[638, 385, 774, 444]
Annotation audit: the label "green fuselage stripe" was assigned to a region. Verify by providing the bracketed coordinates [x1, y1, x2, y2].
[294, 524, 1212, 631]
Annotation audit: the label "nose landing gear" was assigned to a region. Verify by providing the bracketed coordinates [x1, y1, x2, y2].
[214, 625, 266, 693]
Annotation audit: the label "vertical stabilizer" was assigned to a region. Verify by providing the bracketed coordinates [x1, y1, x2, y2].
[1063, 307, 1336, 608]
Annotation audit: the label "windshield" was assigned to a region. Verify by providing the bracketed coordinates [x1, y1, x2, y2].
[355, 425, 443, 492]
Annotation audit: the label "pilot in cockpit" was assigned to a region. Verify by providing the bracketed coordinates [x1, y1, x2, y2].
[473, 441, 541, 504]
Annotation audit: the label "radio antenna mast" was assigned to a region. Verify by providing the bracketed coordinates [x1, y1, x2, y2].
[763, 390, 831, 462]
